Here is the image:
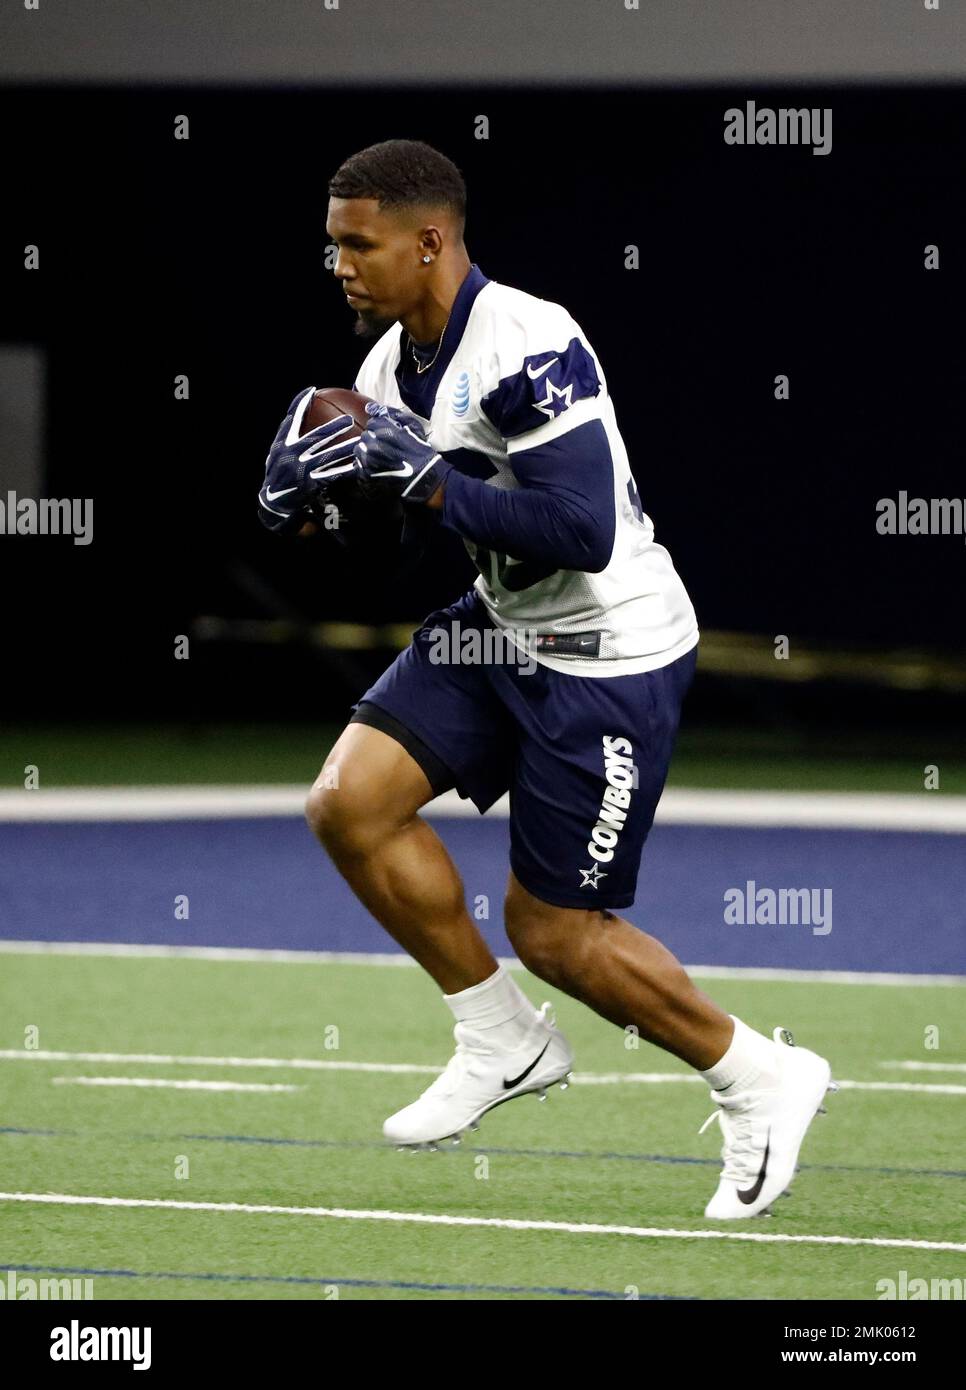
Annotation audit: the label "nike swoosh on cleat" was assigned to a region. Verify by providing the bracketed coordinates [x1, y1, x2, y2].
[503, 1040, 551, 1090]
[737, 1130, 771, 1204]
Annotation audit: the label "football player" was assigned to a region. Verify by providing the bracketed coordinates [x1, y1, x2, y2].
[258, 139, 834, 1218]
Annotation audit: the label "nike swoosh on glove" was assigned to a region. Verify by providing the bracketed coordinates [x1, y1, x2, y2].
[257, 387, 360, 534]
[352, 402, 452, 505]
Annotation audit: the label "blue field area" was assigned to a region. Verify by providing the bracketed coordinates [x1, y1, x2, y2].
[2, 814, 963, 973]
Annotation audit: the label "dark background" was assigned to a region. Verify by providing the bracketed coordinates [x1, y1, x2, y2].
[2, 84, 963, 729]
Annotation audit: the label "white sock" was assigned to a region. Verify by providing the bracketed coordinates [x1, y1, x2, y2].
[443, 965, 536, 1042]
[701, 1015, 780, 1094]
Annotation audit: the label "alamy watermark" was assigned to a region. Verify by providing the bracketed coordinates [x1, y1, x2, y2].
[876, 492, 966, 542]
[420, 621, 538, 674]
[876, 1270, 963, 1300]
[50, 1320, 151, 1370]
[1, 1268, 94, 1299]
[0, 491, 93, 546]
[724, 880, 832, 936]
[724, 101, 832, 156]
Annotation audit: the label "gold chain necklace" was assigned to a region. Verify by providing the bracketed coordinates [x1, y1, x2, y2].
[408, 310, 452, 374]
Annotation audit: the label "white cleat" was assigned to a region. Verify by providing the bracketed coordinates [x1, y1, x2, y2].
[699, 1027, 835, 1220]
[383, 1002, 574, 1146]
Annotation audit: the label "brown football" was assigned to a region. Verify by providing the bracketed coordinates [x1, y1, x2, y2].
[296, 387, 384, 538]
[300, 386, 378, 439]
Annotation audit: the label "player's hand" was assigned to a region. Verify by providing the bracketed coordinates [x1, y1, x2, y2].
[351, 402, 452, 506]
[368, 403, 431, 436]
[257, 387, 360, 534]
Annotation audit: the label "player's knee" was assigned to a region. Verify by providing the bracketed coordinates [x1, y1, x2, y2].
[504, 878, 603, 985]
[305, 761, 377, 858]
[504, 891, 571, 986]
[305, 779, 340, 847]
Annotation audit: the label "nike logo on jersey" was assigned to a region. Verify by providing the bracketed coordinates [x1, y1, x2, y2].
[503, 1040, 551, 1090]
[737, 1131, 771, 1204]
[265, 485, 298, 502]
[526, 357, 559, 380]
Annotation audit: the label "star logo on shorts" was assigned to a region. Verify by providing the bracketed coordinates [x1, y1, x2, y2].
[579, 863, 608, 889]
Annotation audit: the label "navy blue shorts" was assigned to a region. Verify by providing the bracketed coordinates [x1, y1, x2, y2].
[351, 590, 697, 910]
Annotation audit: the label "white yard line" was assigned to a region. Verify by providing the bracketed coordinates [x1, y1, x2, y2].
[50, 1076, 301, 1093]
[4, 1051, 438, 1075]
[2, 1049, 964, 1094]
[0, 940, 962, 986]
[880, 1061, 966, 1073]
[0, 1191, 962, 1252]
[0, 941, 420, 967]
[574, 1074, 966, 1096]
[2, 784, 966, 832]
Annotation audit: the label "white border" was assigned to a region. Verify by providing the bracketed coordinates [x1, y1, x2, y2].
[2, 784, 966, 832]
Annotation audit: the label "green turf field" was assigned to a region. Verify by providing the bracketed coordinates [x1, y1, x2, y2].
[1, 950, 963, 1301]
[3, 721, 965, 793]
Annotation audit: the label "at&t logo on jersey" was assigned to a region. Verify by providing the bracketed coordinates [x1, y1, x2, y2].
[451, 370, 471, 417]
[584, 735, 635, 873]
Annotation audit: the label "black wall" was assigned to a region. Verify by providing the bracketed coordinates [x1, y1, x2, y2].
[2, 85, 963, 719]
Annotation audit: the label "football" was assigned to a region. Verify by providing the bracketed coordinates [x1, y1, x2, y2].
[298, 387, 374, 535]
[300, 386, 377, 440]
[298, 386, 401, 540]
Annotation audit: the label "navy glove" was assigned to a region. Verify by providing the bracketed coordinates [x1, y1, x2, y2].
[352, 402, 452, 505]
[258, 387, 360, 534]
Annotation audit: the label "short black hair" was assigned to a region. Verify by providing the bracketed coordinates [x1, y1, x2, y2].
[328, 139, 466, 229]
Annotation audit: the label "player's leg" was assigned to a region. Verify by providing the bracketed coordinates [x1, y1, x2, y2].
[498, 641, 735, 1067]
[502, 872, 733, 1067]
[499, 642, 835, 1217]
[306, 591, 575, 1147]
[503, 877, 834, 1217]
[305, 719, 496, 993]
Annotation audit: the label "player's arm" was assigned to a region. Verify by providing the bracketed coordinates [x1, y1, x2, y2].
[440, 330, 617, 573]
[351, 403, 616, 571]
[350, 327, 617, 574]
[438, 414, 616, 573]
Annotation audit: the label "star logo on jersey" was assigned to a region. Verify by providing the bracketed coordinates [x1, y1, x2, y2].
[532, 377, 574, 420]
[579, 863, 608, 890]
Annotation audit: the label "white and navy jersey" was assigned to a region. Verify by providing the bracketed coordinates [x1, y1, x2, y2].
[352, 263, 698, 676]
